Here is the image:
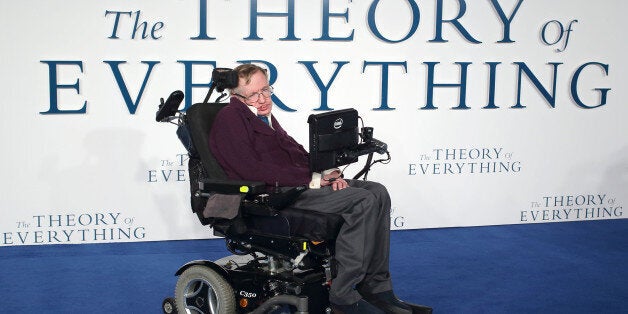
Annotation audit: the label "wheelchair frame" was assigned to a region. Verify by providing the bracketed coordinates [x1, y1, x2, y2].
[157, 80, 393, 313]
[158, 94, 342, 314]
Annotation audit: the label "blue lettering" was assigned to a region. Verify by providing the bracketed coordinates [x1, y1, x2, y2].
[430, 0, 481, 44]
[105, 10, 163, 40]
[489, 0, 524, 43]
[512, 62, 562, 109]
[315, 0, 354, 41]
[104, 61, 159, 114]
[148, 170, 157, 182]
[131, 11, 164, 40]
[191, 0, 216, 40]
[40, 60, 87, 115]
[367, 0, 420, 43]
[245, 0, 299, 41]
[571, 62, 611, 109]
[484, 62, 501, 109]
[362, 61, 407, 110]
[177, 60, 216, 110]
[105, 11, 132, 39]
[422, 62, 471, 110]
[299, 61, 349, 111]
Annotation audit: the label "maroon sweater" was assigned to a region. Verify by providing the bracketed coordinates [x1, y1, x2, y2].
[209, 98, 311, 186]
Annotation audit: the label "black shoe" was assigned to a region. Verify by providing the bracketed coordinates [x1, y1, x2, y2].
[362, 290, 433, 314]
[331, 299, 385, 314]
[406, 302, 433, 314]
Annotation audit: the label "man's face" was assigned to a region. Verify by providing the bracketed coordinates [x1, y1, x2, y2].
[237, 71, 273, 116]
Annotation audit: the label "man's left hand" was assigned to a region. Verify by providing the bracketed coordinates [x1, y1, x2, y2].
[321, 171, 348, 190]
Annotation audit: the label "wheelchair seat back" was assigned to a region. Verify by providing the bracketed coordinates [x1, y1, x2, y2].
[183, 101, 343, 243]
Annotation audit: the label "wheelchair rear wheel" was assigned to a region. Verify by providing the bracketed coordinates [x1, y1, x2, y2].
[175, 265, 236, 314]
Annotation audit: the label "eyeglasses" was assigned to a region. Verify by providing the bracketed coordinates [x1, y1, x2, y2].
[234, 86, 274, 103]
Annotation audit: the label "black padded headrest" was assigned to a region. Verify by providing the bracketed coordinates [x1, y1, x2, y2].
[185, 102, 229, 180]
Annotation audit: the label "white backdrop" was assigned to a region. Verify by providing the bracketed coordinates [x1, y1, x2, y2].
[1, 0, 626, 246]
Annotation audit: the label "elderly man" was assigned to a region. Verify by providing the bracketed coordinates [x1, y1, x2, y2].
[209, 64, 431, 314]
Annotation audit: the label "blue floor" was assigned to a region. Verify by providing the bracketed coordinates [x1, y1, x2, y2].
[1, 219, 626, 313]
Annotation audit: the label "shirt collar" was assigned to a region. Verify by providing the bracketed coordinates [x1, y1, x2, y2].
[231, 96, 273, 129]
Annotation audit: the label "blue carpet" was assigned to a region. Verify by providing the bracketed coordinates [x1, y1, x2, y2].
[1, 219, 626, 313]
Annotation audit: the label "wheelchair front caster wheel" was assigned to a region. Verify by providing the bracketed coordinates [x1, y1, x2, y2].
[162, 297, 177, 314]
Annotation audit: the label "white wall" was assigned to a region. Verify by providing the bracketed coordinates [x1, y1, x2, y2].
[1, 0, 626, 245]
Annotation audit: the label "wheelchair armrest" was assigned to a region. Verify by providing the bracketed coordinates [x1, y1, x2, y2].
[197, 179, 279, 218]
[197, 179, 307, 219]
[241, 185, 307, 216]
[198, 179, 266, 195]
[266, 185, 308, 209]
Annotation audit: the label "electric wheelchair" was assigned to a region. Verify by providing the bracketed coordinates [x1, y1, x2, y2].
[157, 70, 402, 314]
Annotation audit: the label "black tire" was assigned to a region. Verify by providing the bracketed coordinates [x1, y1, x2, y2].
[175, 265, 236, 314]
[162, 297, 177, 314]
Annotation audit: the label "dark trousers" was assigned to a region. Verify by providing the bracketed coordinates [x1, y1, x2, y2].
[290, 179, 393, 305]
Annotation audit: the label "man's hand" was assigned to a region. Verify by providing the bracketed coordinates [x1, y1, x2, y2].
[320, 171, 348, 191]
